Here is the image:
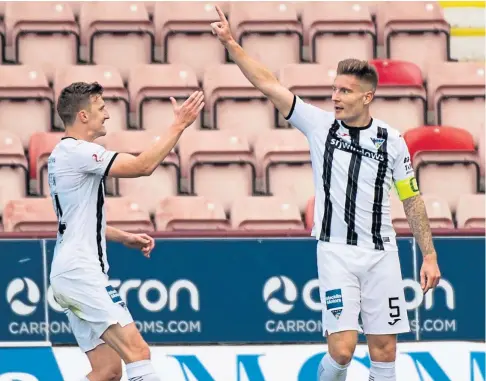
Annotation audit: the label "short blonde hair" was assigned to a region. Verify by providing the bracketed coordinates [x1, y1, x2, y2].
[337, 59, 378, 90]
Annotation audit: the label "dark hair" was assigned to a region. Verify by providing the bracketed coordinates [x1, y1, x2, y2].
[337, 59, 378, 90]
[57, 82, 104, 127]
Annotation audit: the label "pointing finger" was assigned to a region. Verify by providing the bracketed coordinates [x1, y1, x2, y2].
[215, 5, 227, 23]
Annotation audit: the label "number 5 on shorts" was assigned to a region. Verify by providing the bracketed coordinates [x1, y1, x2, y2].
[388, 297, 401, 326]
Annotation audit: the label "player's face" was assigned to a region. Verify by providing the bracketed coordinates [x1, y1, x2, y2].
[332, 75, 373, 124]
[87, 95, 110, 138]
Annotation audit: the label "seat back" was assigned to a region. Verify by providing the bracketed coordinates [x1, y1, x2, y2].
[456, 194, 485, 228]
[3, 197, 57, 232]
[104, 197, 154, 231]
[155, 196, 229, 231]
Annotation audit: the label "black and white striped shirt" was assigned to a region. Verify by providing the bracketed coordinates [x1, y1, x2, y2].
[287, 96, 415, 251]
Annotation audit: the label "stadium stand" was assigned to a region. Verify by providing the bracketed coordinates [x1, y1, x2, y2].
[0, 1, 483, 233]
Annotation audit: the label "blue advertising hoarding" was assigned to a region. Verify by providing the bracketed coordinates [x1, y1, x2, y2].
[0, 236, 484, 344]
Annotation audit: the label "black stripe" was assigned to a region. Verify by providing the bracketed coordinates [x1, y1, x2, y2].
[319, 121, 340, 241]
[96, 180, 105, 273]
[344, 128, 362, 245]
[371, 127, 389, 250]
[284, 95, 297, 120]
[104, 152, 118, 177]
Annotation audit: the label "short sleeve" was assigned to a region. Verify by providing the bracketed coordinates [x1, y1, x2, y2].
[285, 95, 335, 137]
[392, 135, 420, 201]
[72, 142, 118, 177]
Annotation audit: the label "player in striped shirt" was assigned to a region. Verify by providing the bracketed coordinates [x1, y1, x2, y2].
[211, 6, 441, 381]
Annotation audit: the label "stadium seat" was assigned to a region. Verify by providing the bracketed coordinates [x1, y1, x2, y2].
[426, 62, 485, 143]
[456, 194, 485, 229]
[229, 2, 302, 74]
[104, 130, 180, 214]
[254, 129, 312, 212]
[178, 130, 256, 212]
[0, 66, 53, 149]
[128, 64, 200, 131]
[0, 131, 28, 213]
[382, 1, 451, 76]
[53, 65, 129, 131]
[203, 64, 274, 130]
[28, 131, 67, 195]
[155, 196, 229, 231]
[304, 195, 315, 230]
[302, 2, 376, 66]
[104, 197, 154, 231]
[153, 2, 226, 80]
[3, 197, 57, 232]
[230, 196, 304, 230]
[5, 2, 79, 80]
[479, 131, 485, 178]
[79, 2, 154, 80]
[390, 192, 454, 230]
[404, 126, 480, 212]
[279, 63, 336, 127]
[370, 59, 427, 134]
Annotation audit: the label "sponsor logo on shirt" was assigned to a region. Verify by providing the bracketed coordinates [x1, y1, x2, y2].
[92, 154, 103, 162]
[330, 138, 386, 162]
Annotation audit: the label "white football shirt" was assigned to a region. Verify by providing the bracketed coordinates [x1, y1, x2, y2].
[286, 96, 416, 251]
[47, 137, 118, 278]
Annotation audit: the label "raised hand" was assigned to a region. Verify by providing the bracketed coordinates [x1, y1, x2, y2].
[171, 90, 205, 130]
[210, 5, 234, 45]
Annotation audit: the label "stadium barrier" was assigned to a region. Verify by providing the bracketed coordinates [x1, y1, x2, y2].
[0, 235, 484, 345]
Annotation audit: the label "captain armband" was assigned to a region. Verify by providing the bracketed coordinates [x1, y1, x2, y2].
[394, 177, 420, 201]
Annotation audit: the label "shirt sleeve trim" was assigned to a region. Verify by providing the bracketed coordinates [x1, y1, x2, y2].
[104, 152, 118, 177]
[284, 95, 297, 120]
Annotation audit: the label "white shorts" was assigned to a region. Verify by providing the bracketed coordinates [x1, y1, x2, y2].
[317, 241, 410, 336]
[50, 270, 133, 353]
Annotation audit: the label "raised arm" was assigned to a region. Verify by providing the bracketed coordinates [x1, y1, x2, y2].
[211, 6, 294, 118]
[108, 91, 204, 178]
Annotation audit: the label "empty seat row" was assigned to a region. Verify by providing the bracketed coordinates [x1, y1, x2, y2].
[0, 2, 452, 78]
[305, 193, 486, 230]
[0, 60, 483, 149]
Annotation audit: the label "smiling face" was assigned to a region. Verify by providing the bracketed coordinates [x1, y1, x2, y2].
[332, 59, 378, 126]
[82, 94, 110, 139]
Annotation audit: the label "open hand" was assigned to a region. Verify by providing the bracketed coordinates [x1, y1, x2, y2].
[123, 233, 155, 258]
[211, 5, 234, 45]
[420, 254, 441, 294]
[171, 90, 205, 130]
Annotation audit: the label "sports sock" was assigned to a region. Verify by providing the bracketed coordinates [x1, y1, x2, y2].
[369, 360, 396, 381]
[126, 359, 160, 381]
[80, 378, 90, 381]
[318, 353, 350, 381]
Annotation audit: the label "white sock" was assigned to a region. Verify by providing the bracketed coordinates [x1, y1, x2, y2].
[80, 378, 90, 381]
[318, 353, 350, 381]
[126, 359, 160, 381]
[369, 361, 396, 381]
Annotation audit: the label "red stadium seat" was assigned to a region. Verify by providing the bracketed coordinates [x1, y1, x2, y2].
[104, 197, 154, 232]
[382, 1, 450, 76]
[229, 2, 302, 74]
[154, 2, 227, 80]
[302, 2, 376, 66]
[390, 192, 454, 230]
[178, 130, 256, 212]
[104, 130, 180, 215]
[231, 196, 304, 230]
[404, 126, 480, 212]
[426, 62, 485, 143]
[0, 131, 28, 213]
[279, 63, 337, 127]
[5, 2, 79, 80]
[28, 131, 66, 194]
[3, 197, 57, 232]
[54, 65, 129, 131]
[79, 2, 154, 80]
[203, 64, 274, 130]
[456, 194, 485, 229]
[304, 195, 315, 230]
[254, 129, 312, 212]
[370, 59, 426, 134]
[155, 196, 229, 231]
[128, 64, 200, 131]
[0, 66, 53, 149]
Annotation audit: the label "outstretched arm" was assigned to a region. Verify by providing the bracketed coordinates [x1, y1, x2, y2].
[108, 91, 205, 178]
[211, 6, 294, 117]
[106, 226, 155, 258]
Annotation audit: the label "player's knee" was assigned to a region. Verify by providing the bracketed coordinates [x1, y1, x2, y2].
[329, 345, 354, 365]
[369, 339, 397, 362]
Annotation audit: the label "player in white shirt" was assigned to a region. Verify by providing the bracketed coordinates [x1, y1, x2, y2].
[211, 6, 441, 381]
[48, 82, 204, 381]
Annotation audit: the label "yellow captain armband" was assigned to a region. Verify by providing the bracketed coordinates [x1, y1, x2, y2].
[394, 177, 420, 201]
